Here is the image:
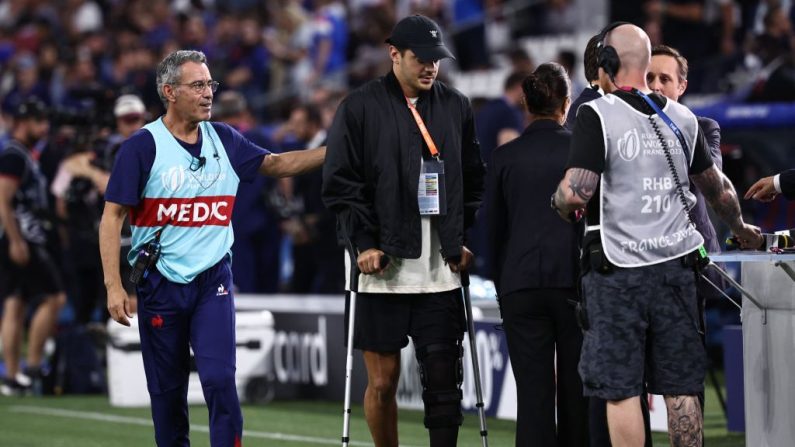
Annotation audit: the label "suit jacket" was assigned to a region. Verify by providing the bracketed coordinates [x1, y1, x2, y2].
[565, 86, 601, 131]
[780, 169, 795, 199]
[486, 120, 579, 296]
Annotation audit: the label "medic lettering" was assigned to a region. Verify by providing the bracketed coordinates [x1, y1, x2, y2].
[129, 196, 236, 227]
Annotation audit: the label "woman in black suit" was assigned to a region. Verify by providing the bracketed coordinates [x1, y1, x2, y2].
[486, 62, 587, 447]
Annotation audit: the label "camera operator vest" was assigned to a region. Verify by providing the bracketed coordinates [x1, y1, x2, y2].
[1, 141, 49, 245]
[584, 95, 704, 267]
[128, 119, 239, 284]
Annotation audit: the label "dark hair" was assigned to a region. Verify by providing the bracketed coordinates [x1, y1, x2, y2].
[294, 103, 323, 127]
[521, 62, 570, 116]
[558, 50, 576, 73]
[508, 47, 532, 64]
[504, 71, 529, 91]
[651, 44, 688, 81]
[764, 5, 783, 29]
[584, 34, 601, 82]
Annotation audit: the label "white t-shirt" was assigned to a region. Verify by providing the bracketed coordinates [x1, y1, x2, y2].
[345, 96, 461, 294]
[344, 217, 461, 294]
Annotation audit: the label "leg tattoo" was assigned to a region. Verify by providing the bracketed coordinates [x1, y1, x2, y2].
[665, 395, 702, 447]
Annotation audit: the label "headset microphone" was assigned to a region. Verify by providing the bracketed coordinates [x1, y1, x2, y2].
[189, 155, 206, 172]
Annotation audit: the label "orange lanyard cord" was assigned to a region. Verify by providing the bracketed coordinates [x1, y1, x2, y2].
[406, 98, 440, 158]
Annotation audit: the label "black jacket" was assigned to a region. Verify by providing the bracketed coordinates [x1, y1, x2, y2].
[781, 169, 795, 199]
[486, 120, 579, 296]
[565, 86, 601, 131]
[322, 71, 485, 260]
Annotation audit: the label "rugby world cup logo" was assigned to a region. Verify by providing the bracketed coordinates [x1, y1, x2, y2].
[161, 166, 186, 192]
[617, 128, 640, 162]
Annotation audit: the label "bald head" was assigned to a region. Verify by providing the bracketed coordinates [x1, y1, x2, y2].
[605, 24, 651, 75]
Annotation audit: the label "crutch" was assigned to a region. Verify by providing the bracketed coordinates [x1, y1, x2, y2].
[340, 219, 358, 447]
[460, 270, 489, 447]
[339, 219, 388, 447]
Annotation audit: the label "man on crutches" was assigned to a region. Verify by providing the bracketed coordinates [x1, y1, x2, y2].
[322, 14, 486, 447]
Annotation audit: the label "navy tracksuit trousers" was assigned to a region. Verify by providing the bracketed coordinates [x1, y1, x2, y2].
[136, 256, 242, 446]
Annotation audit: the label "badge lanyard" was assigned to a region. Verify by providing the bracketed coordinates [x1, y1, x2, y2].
[406, 98, 441, 159]
[633, 89, 691, 164]
[406, 98, 446, 215]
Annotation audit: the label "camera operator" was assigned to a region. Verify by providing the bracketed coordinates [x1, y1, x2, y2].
[280, 103, 342, 293]
[0, 99, 67, 396]
[53, 95, 145, 325]
[552, 23, 761, 446]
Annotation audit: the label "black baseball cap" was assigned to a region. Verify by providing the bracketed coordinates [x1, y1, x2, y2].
[13, 98, 48, 120]
[385, 15, 455, 62]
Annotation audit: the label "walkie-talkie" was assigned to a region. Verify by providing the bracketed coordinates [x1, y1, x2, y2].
[129, 231, 162, 285]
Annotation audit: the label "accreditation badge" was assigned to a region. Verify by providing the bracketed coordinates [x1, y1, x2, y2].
[418, 158, 446, 215]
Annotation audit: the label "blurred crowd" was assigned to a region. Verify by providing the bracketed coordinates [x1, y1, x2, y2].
[0, 0, 792, 319]
[611, 0, 795, 98]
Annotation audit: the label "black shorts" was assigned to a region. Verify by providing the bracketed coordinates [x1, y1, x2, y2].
[0, 239, 64, 301]
[578, 259, 706, 401]
[345, 288, 466, 352]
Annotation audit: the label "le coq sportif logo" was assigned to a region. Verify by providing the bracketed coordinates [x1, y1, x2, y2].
[618, 128, 640, 162]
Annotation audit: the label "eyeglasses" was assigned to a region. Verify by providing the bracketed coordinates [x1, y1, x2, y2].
[174, 80, 220, 93]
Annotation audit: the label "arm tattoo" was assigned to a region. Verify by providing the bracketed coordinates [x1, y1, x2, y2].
[568, 168, 599, 201]
[692, 166, 742, 231]
[665, 395, 703, 447]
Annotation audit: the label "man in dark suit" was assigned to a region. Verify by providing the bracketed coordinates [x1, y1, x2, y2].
[745, 169, 795, 201]
[564, 34, 603, 130]
[648, 45, 724, 258]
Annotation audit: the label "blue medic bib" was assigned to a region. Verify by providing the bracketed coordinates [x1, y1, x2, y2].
[128, 119, 240, 284]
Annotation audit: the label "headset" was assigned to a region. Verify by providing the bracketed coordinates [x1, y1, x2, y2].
[596, 21, 633, 82]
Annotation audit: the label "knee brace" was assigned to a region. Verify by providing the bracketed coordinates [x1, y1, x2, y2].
[416, 341, 464, 429]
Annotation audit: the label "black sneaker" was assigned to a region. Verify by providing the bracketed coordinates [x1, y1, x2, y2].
[20, 366, 44, 396]
[0, 378, 30, 397]
[18, 365, 42, 386]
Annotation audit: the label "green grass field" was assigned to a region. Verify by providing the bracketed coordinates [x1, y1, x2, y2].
[0, 390, 744, 446]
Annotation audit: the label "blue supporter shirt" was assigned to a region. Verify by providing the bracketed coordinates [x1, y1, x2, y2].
[475, 97, 524, 164]
[105, 121, 269, 207]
